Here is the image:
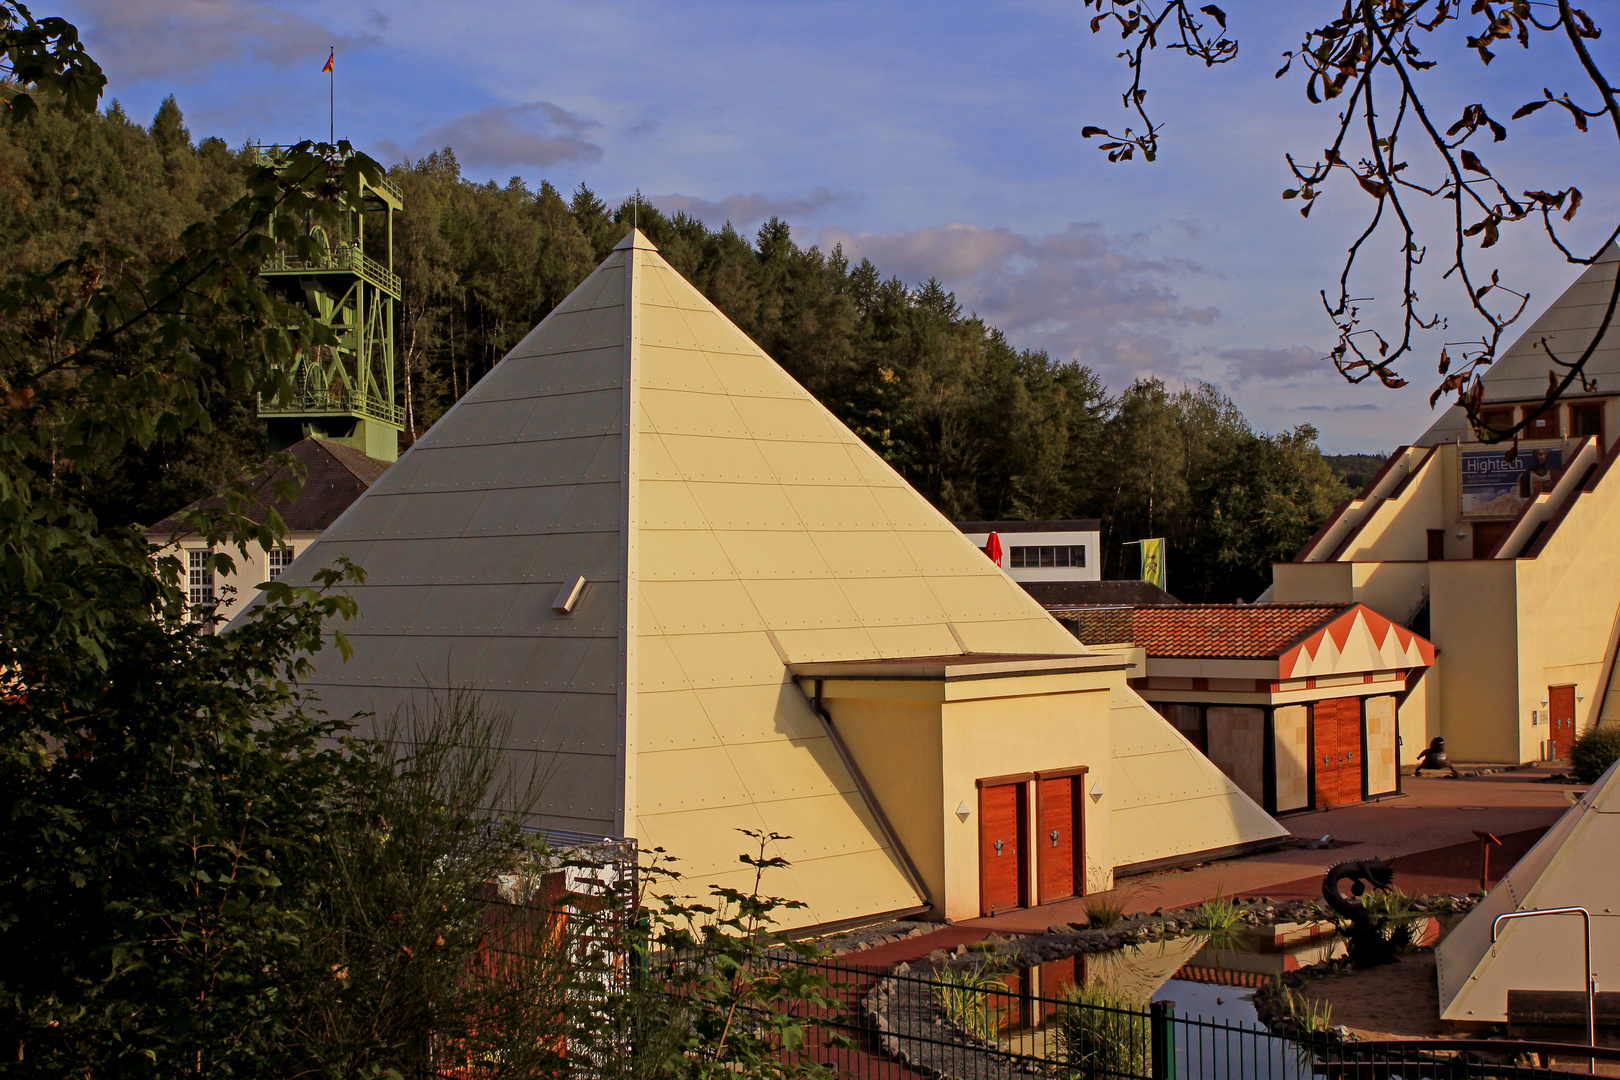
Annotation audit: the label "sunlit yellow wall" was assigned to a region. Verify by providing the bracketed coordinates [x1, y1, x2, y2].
[820, 674, 1115, 923]
[1349, 562, 1431, 626]
[1270, 562, 1354, 603]
[1428, 559, 1520, 762]
[1338, 448, 1445, 563]
[815, 694, 947, 915]
[1396, 667, 1437, 767]
[1512, 472, 1620, 742]
[940, 685, 1114, 920]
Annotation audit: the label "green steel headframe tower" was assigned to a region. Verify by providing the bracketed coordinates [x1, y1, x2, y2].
[256, 147, 404, 462]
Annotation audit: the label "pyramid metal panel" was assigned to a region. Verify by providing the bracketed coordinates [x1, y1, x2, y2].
[712, 529, 832, 579]
[258, 229, 1284, 927]
[1437, 759, 1620, 1022]
[637, 688, 723, 752]
[637, 744, 756, 814]
[655, 430, 779, 485]
[640, 386, 756, 440]
[693, 684, 829, 742]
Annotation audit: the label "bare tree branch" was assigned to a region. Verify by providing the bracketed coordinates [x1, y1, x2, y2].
[1081, 0, 1620, 446]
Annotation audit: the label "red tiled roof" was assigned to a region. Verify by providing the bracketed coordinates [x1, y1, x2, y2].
[1026, 580, 1183, 608]
[1064, 603, 1350, 659]
[146, 437, 391, 537]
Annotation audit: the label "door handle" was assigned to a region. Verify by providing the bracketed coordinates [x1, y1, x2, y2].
[1050, 829, 1060, 847]
[994, 839, 1004, 856]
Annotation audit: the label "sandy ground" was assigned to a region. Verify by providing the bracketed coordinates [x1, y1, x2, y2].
[1299, 953, 1620, 1074]
[1301, 953, 1443, 1040]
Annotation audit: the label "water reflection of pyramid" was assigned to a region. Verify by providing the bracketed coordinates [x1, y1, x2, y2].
[1086, 937, 1207, 1002]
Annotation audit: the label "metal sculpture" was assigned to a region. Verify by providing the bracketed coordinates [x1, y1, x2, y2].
[1322, 857, 1407, 968]
[1413, 736, 1457, 777]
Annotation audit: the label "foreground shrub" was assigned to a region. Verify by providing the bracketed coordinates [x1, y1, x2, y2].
[1571, 725, 1620, 784]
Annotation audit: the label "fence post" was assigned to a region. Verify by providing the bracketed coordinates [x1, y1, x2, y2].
[1150, 1000, 1175, 1080]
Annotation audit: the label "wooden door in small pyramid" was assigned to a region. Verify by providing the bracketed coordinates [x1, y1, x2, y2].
[1036, 775, 1082, 904]
[979, 782, 1027, 915]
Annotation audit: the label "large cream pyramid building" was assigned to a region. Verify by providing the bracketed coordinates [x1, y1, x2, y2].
[270, 230, 1285, 926]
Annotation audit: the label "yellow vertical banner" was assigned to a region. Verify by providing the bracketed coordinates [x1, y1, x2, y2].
[1141, 537, 1165, 589]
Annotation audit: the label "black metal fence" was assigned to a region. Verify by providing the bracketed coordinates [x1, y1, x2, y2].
[740, 955, 1620, 1080]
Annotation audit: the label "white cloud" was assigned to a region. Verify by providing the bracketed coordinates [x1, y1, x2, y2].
[652, 187, 853, 229]
[68, 0, 379, 81]
[818, 221, 1218, 384]
[1218, 344, 1323, 383]
[411, 103, 602, 170]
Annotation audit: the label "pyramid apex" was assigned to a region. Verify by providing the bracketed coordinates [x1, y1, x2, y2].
[614, 228, 659, 252]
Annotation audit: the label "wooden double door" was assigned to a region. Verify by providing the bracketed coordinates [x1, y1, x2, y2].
[979, 771, 1086, 915]
[1311, 697, 1364, 808]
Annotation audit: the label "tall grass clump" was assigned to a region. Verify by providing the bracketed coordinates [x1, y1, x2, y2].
[933, 963, 1010, 1041]
[1358, 886, 1423, 951]
[1056, 983, 1150, 1078]
[1280, 985, 1334, 1034]
[1189, 890, 1248, 954]
[1083, 894, 1128, 928]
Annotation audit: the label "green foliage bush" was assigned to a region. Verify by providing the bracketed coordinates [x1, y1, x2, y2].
[1571, 725, 1620, 784]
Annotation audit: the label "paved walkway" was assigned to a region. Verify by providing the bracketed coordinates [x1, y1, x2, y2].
[835, 765, 1578, 965]
[960, 765, 1575, 934]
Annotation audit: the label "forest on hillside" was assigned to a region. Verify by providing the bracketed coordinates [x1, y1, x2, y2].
[0, 97, 1352, 602]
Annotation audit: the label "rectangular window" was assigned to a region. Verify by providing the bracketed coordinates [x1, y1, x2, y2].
[268, 545, 293, 579]
[1427, 529, 1446, 562]
[1525, 407, 1560, 440]
[188, 549, 215, 620]
[1480, 407, 1514, 437]
[1010, 545, 1086, 569]
[1572, 403, 1604, 444]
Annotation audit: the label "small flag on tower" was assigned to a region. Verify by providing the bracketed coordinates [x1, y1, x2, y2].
[322, 51, 334, 73]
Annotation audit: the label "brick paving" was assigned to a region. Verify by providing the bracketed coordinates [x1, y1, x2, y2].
[958, 765, 1577, 934]
[834, 765, 1580, 967]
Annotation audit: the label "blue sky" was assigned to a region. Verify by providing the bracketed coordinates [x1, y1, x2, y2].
[60, 0, 1620, 452]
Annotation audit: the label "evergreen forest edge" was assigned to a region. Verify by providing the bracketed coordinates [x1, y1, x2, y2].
[2, 94, 1364, 602]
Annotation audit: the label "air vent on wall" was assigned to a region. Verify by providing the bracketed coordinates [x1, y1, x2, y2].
[551, 575, 586, 614]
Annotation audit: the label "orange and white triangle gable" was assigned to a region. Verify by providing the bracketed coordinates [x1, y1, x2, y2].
[1281, 605, 1435, 680]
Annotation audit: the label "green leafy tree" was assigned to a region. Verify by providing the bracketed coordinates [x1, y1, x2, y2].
[0, 7, 393, 1071]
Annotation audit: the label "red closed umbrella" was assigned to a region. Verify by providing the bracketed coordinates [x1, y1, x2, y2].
[986, 531, 1003, 567]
